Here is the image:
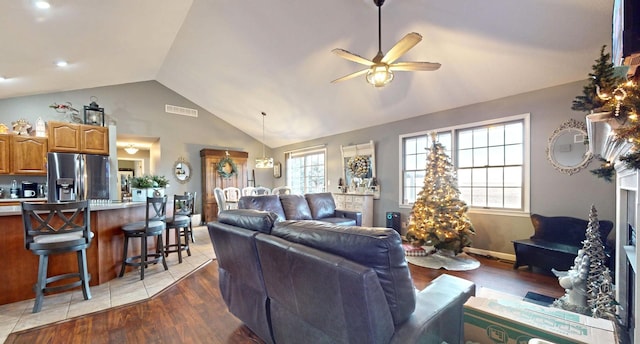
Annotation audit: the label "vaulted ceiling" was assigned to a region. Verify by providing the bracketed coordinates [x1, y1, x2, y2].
[0, 0, 613, 148]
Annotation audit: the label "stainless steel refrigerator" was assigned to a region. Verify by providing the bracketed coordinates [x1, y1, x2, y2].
[47, 152, 110, 202]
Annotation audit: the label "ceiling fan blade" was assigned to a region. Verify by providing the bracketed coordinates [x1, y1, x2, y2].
[381, 32, 423, 64]
[332, 48, 375, 66]
[389, 61, 441, 71]
[331, 68, 370, 83]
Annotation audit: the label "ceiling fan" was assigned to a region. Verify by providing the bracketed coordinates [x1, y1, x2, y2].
[331, 0, 441, 87]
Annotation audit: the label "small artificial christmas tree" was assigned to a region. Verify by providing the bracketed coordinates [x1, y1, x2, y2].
[583, 205, 609, 309]
[572, 46, 640, 179]
[591, 268, 618, 322]
[405, 133, 475, 255]
[571, 45, 621, 113]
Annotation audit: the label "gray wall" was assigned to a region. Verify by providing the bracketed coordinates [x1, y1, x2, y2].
[272, 80, 616, 255]
[0, 79, 616, 256]
[0, 81, 272, 214]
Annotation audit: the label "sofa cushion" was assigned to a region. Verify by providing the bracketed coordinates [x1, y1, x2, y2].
[279, 194, 313, 220]
[316, 217, 356, 226]
[305, 192, 337, 220]
[272, 220, 416, 325]
[217, 209, 277, 234]
[238, 195, 286, 221]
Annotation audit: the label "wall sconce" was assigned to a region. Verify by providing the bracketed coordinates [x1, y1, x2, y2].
[84, 96, 105, 126]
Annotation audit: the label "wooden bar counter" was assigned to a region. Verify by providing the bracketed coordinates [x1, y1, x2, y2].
[0, 201, 147, 305]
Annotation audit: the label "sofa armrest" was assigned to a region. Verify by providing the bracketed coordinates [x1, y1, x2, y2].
[389, 274, 475, 344]
[334, 209, 362, 226]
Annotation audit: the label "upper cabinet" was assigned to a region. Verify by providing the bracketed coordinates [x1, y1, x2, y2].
[80, 125, 109, 155]
[48, 121, 109, 155]
[0, 134, 48, 175]
[0, 134, 10, 174]
[10, 135, 48, 175]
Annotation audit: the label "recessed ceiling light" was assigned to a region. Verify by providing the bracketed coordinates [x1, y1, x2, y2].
[56, 60, 68, 67]
[35, 1, 50, 9]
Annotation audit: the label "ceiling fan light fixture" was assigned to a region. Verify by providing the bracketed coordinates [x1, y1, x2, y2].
[366, 64, 393, 87]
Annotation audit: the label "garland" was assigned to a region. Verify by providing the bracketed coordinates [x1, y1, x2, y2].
[573, 46, 640, 180]
[347, 155, 370, 178]
[217, 156, 238, 179]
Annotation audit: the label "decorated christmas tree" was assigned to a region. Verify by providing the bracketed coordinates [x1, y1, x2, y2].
[405, 133, 475, 254]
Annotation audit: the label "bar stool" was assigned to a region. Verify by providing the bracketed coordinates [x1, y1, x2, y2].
[185, 191, 197, 243]
[21, 200, 93, 313]
[119, 196, 168, 280]
[165, 194, 193, 263]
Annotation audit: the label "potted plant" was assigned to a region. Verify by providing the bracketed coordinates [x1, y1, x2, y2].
[130, 175, 169, 202]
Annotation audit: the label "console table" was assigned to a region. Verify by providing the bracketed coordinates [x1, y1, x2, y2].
[333, 193, 374, 227]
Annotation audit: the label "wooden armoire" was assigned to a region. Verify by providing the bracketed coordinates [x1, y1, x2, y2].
[200, 149, 248, 223]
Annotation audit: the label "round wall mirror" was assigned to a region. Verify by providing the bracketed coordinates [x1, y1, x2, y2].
[546, 118, 593, 175]
[174, 157, 192, 184]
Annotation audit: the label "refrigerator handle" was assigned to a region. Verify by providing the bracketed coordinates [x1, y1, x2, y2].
[78, 154, 86, 201]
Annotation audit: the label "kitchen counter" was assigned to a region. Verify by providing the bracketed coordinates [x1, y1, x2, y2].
[0, 200, 145, 216]
[0, 201, 150, 305]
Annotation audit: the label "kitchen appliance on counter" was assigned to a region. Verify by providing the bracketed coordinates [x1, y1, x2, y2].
[47, 152, 110, 202]
[10, 180, 19, 199]
[21, 181, 38, 198]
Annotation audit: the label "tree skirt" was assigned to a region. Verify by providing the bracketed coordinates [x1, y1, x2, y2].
[406, 250, 481, 271]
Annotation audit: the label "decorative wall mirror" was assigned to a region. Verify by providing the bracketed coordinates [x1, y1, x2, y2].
[546, 118, 593, 175]
[341, 140, 377, 195]
[174, 157, 192, 184]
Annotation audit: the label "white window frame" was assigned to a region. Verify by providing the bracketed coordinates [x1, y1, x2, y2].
[285, 145, 327, 194]
[398, 113, 530, 216]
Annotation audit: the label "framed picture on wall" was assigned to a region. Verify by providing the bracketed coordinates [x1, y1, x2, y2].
[273, 162, 282, 178]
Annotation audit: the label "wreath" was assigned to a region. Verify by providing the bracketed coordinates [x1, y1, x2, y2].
[347, 155, 370, 178]
[217, 156, 238, 179]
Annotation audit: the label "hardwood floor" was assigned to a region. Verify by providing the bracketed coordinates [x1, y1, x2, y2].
[5, 254, 564, 344]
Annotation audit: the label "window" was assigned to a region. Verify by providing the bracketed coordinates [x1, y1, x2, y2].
[286, 147, 326, 194]
[400, 114, 529, 213]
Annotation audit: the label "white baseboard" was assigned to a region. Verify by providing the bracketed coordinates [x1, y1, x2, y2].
[464, 247, 516, 262]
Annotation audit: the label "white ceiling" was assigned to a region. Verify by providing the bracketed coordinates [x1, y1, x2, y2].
[0, 0, 613, 148]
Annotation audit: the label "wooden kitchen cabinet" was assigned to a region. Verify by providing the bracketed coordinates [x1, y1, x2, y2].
[80, 125, 109, 155]
[10, 135, 48, 175]
[200, 149, 248, 223]
[48, 121, 109, 155]
[0, 134, 10, 174]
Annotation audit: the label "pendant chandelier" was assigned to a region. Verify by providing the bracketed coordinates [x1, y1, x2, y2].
[255, 112, 274, 168]
[124, 144, 139, 155]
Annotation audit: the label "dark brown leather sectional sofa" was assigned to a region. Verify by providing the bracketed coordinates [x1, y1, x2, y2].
[207, 208, 476, 343]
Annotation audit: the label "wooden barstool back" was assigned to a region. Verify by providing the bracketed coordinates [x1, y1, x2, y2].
[119, 196, 168, 280]
[21, 200, 93, 313]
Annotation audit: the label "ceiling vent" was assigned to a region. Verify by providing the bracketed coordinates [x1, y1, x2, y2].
[165, 104, 198, 118]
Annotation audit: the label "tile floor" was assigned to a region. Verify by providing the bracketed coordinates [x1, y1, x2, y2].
[0, 225, 216, 343]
